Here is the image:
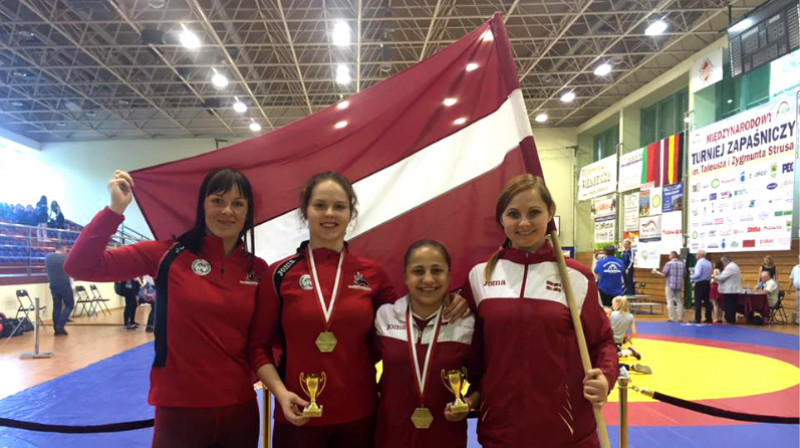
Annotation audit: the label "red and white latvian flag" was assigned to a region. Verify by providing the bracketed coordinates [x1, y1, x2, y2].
[130, 13, 544, 289]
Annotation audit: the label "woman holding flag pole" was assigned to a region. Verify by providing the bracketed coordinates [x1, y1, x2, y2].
[463, 174, 617, 447]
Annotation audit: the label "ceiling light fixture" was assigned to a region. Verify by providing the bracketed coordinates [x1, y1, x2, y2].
[560, 91, 576, 103]
[179, 24, 201, 49]
[332, 21, 351, 47]
[645, 19, 668, 36]
[233, 97, 247, 113]
[534, 113, 548, 123]
[249, 120, 262, 132]
[211, 68, 229, 89]
[594, 63, 612, 76]
[481, 30, 494, 42]
[336, 64, 351, 85]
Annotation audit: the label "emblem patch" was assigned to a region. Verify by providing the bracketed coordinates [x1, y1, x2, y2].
[348, 272, 372, 290]
[299, 274, 313, 290]
[191, 259, 211, 276]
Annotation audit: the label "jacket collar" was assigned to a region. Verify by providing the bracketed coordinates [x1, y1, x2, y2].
[296, 240, 350, 258]
[499, 240, 556, 264]
[200, 234, 246, 263]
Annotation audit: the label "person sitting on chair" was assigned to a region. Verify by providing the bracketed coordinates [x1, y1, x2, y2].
[755, 271, 779, 308]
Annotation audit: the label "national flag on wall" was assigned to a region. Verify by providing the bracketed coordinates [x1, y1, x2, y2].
[128, 13, 544, 290]
[641, 132, 683, 188]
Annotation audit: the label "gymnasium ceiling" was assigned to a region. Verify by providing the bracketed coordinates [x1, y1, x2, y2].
[0, 0, 765, 142]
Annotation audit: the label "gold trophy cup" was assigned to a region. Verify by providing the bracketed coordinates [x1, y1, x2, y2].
[299, 372, 327, 417]
[441, 367, 469, 414]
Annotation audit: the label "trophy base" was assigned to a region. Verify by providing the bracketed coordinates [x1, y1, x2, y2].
[302, 405, 323, 418]
[449, 401, 470, 414]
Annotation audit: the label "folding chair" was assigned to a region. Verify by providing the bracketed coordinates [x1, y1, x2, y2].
[89, 284, 111, 316]
[73, 286, 97, 317]
[15, 289, 46, 328]
[769, 291, 788, 325]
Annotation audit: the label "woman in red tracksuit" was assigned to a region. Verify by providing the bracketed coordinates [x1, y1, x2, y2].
[248, 172, 469, 448]
[64, 168, 269, 447]
[374, 240, 480, 448]
[464, 174, 618, 448]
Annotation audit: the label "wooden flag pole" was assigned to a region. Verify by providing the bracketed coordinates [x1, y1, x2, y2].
[549, 231, 612, 448]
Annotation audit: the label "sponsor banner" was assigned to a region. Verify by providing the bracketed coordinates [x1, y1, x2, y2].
[640, 215, 662, 242]
[623, 193, 639, 233]
[636, 241, 661, 269]
[591, 195, 616, 218]
[691, 47, 723, 93]
[579, 154, 617, 200]
[649, 187, 663, 215]
[594, 215, 616, 249]
[688, 93, 797, 252]
[639, 191, 651, 217]
[661, 211, 683, 253]
[663, 183, 684, 213]
[618, 148, 643, 192]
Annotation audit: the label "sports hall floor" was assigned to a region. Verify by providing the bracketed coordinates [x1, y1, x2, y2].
[0, 306, 798, 447]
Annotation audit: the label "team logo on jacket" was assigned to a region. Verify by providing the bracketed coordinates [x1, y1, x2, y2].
[299, 274, 313, 290]
[191, 259, 211, 276]
[348, 272, 372, 290]
[483, 280, 506, 287]
[546, 281, 562, 292]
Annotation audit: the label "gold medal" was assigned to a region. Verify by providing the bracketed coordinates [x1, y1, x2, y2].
[315, 330, 338, 353]
[411, 407, 434, 429]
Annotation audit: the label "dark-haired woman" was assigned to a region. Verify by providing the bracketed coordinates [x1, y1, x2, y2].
[374, 240, 479, 448]
[464, 174, 617, 448]
[249, 172, 469, 448]
[65, 168, 269, 447]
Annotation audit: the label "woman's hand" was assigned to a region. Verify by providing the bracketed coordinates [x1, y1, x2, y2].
[583, 368, 610, 406]
[108, 170, 134, 214]
[442, 293, 471, 321]
[276, 390, 311, 427]
[443, 403, 469, 422]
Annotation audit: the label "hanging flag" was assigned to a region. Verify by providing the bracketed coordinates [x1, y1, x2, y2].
[641, 132, 683, 189]
[127, 13, 544, 289]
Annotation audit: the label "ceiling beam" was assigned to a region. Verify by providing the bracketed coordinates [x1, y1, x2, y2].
[274, 0, 313, 113]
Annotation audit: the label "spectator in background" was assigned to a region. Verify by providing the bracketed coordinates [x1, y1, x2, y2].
[653, 251, 686, 322]
[45, 243, 73, 336]
[710, 260, 724, 323]
[690, 250, 713, 324]
[789, 254, 800, 325]
[115, 278, 141, 330]
[35, 195, 49, 242]
[755, 271, 779, 307]
[621, 239, 635, 295]
[717, 255, 743, 324]
[21, 205, 38, 226]
[139, 275, 156, 333]
[759, 255, 777, 284]
[594, 245, 625, 307]
[49, 200, 65, 230]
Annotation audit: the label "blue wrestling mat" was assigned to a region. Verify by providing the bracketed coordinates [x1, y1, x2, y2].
[0, 323, 797, 447]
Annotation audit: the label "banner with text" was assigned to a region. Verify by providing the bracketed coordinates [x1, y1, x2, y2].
[688, 93, 797, 252]
[618, 148, 643, 192]
[579, 154, 617, 200]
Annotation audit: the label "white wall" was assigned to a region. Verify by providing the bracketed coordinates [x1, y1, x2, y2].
[0, 281, 121, 325]
[533, 128, 579, 247]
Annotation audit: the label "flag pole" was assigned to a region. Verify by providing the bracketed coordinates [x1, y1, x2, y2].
[549, 230, 612, 448]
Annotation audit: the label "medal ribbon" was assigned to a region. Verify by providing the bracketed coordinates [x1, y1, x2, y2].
[307, 246, 345, 331]
[406, 303, 444, 406]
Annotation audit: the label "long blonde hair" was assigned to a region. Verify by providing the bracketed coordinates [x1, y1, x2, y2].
[763, 255, 774, 268]
[484, 174, 556, 280]
[613, 296, 630, 314]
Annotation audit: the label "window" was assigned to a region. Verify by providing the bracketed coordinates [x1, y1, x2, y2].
[593, 125, 618, 161]
[640, 89, 688, 146]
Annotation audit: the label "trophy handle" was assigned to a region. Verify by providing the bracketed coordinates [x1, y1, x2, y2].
[441, 369, 453, 392]
[317, 372, 327, 396]
[460, 367, 469, 395]
[299, 373, 310, 397]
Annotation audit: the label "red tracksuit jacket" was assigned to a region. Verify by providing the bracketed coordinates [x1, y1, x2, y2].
[248, 242, 397, 426]
[374, 296, 478, 448]
[465, 243, 618, 448]
[64, 207, 269, 407]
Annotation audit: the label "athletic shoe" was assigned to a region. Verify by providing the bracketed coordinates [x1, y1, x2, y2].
[628, 347, 642, 361]
[632, 364, 653, 374]
[54, 328, 68, 336]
